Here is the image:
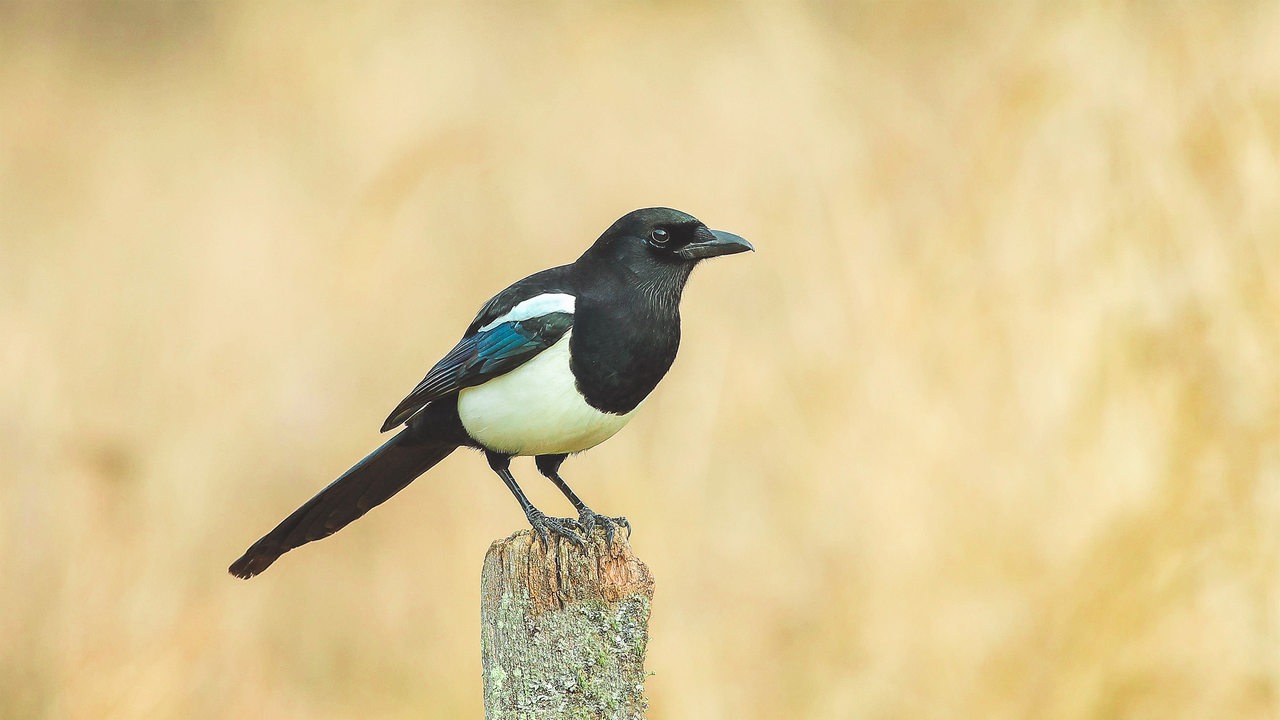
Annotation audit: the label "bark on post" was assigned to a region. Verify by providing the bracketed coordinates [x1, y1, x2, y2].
[480, 529, 654, 719]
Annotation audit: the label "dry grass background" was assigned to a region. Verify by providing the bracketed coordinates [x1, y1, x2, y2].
[1, 1, 1278, 718]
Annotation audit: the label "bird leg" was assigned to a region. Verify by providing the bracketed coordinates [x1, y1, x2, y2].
[535, 454, 631, 547]
[486, 451, 585, 547]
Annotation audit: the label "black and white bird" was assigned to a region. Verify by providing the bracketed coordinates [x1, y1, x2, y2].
[229, 207, 752, 578]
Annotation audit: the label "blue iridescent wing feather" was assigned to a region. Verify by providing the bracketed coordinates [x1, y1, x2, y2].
[380, 312, 573, 431]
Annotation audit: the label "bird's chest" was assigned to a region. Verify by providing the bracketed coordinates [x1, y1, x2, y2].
[456, 332, 639, 456]
[569, 302, 680, 415]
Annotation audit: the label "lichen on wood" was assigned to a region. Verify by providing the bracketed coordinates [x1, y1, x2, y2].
[480, 529, 654, 719]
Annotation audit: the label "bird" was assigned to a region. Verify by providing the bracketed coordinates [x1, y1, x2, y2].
[228, 207, 752, 578]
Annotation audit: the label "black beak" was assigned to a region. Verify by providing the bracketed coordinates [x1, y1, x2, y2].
[675, 229, 754, 260]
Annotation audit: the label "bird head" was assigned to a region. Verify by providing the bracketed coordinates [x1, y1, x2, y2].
[579, 207, 753, 284]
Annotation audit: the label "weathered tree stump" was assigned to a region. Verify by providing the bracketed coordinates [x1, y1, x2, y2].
[480, 529, 654, 719]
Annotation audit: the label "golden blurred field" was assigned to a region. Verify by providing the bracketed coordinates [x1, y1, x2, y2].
[2, 1, 1278, 718]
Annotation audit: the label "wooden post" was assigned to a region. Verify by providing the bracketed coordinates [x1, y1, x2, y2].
[480, 529, 655, 719]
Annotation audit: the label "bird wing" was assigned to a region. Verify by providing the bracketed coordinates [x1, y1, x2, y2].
[463, 265, 574, 335]
[380, 309, 573, 431]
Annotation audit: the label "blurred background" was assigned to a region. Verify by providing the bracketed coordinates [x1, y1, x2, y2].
[2, 1, 1278, 718]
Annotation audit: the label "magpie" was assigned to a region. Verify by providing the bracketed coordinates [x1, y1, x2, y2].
[228, 207, 752, 578]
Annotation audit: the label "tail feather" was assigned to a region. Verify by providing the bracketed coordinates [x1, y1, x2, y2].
[229, 423, 458, 579]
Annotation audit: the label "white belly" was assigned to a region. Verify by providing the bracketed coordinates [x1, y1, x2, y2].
[457, 331, 640, 456]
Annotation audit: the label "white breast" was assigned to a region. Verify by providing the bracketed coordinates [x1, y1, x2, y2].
[457, 330, 640, 456]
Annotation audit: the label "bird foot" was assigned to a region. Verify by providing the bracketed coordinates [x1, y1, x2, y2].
[577, 509, 631, 547]
[526, 508, 587, 548]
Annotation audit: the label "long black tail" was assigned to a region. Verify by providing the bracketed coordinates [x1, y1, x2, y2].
[229, 413, 461, 579]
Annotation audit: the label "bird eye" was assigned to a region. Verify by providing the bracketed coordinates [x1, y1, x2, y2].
[649, 228, 670, 246]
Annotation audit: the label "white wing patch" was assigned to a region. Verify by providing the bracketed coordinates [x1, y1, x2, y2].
[479, 293, 576, 332]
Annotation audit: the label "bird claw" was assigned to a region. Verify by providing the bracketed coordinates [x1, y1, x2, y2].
[578, 510, 631, 547]
[526, 509, 587, 548]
